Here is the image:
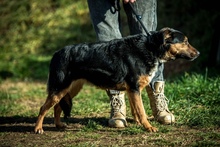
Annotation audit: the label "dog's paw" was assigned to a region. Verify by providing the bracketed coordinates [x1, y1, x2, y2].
[34, 127, 44, 134]
[147, 126, 158, 132]
[55, 123, 66, 129]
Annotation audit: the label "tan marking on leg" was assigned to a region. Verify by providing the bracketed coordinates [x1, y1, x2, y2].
[54, 79, 86, 128]
[53, 79, 85, 129]
[34, 88, 69, 134]
[138, 75, 151, 91]
[68, 79, 85, 98]
[54, 103, 65, 129]
[128, 94, 140, 125]
[127, 90, 158, 132]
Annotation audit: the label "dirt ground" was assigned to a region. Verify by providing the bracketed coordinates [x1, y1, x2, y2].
[1, 115, 220, 147]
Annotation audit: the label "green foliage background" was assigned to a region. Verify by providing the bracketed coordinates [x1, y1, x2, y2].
[0, 1, 220, 146]
[0, 0, 219, 80]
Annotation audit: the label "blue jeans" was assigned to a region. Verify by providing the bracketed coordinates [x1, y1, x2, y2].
[87, 0, 164, 90]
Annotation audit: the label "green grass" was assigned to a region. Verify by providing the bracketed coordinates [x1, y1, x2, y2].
[1, 0, 220, 146]
[1, 0, 219, 81]
[165, 70, 220, 128]
[1, 69, 220, 127]
[0, 69, 220, 147]
[0, 0, 94, 80]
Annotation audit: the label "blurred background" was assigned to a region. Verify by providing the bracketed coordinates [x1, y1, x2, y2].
[0, 0, 219, 81]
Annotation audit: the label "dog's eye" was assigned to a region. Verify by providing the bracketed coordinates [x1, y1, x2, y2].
[166, 40, 172, 43]
[165, 37, 172, 43]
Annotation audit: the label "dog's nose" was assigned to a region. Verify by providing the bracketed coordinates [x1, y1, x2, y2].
[191, 51, 199, 57]
[196, 51, 200, 56]
[190, 50, 200, 61]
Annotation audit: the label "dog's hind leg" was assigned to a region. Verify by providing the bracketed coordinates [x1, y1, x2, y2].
[59, 93, 72, 120]
[54, 80, 85, 129]
[68, 79, 85, 99]
[127, 91, 158, 132]
[34, 89, 68, 134]
[54, 101, 66, 129]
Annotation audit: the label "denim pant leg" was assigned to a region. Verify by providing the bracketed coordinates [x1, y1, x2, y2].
[123, 0, 157, 35]
[87, 0, 122, 41]
[124, 0, 164, 90]
[88, 0, 164, 91]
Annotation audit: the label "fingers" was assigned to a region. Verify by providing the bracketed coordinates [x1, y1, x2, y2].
[123, 0, 136, 4]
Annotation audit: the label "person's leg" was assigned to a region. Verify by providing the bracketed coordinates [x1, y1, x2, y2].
[87, 0, 122, 41]
[123, 0, 157, 35]
[123, 0, 175, 124]
[87, 0, 127, 128]
[146, 64, 175, 124]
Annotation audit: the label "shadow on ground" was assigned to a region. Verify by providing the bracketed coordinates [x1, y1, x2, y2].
[0, 116, 135, 133]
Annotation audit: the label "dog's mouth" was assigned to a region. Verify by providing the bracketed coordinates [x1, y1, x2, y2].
[190, 50, 200, 61]
[177, 50, 200, 61]
[189, 54, 200, 61]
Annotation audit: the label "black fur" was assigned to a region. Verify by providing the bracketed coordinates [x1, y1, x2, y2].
[35, 27, 200, 134]
[59, 93, 72, 119]
[48, 28, 199, 119]
[49, 33, 164, 93]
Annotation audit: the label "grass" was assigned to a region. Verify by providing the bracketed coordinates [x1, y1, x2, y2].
[0, 0, 93, 80]
[1, 0, 220, 146]
[0, 69, 220, 146]
[1, 0, 219, 81]
[166, 71, 220, 128]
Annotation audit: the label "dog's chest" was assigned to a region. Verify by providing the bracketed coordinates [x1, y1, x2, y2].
[147, 61, 159, 82]
[137, 61, 159, 90]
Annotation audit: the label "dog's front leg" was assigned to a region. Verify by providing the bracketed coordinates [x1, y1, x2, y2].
[128, 96, 141, 125]
[127, 91, 158, 132]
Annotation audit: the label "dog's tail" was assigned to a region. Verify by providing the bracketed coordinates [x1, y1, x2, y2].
[59, 93, 72, 120]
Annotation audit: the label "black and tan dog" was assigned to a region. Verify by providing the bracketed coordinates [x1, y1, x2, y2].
[34, 27, 199, 134]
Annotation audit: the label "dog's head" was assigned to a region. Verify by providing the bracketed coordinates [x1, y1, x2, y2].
[157, 27, 200, 62]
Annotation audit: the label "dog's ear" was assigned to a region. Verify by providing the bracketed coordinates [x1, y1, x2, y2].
[160, 27, 173, 44]
[160, 27, 185, 44]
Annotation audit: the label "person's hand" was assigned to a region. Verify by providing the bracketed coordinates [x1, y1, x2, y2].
[123, 0, 136, 3]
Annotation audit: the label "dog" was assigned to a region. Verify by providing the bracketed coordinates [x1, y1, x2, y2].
[34, 27, 200, 134]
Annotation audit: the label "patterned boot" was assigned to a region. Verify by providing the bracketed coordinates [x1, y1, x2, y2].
[107, 90, 127, 128]
[146, 81, 175, 124]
